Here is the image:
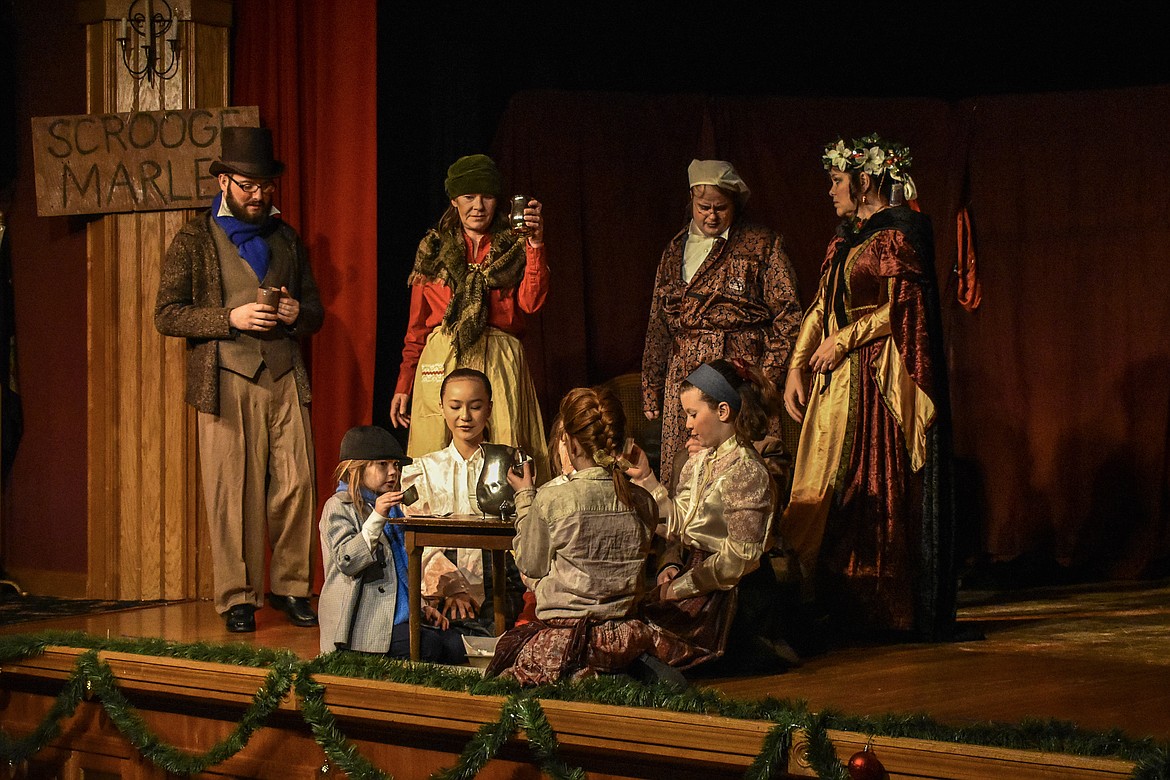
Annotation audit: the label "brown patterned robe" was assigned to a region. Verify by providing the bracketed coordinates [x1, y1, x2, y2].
[641, 220, 801, 487]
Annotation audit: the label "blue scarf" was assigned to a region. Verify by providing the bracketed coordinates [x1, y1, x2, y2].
[212, 192, 271, 281]
[340, 482, 411, 626]
[381, 503, 411, 626]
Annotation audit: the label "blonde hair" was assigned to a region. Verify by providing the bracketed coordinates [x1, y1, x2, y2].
[547, 413, 566, 477]
[331, 459, 395, 513]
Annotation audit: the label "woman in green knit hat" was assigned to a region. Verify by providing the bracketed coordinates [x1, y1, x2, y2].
[390, 154, 551, 482]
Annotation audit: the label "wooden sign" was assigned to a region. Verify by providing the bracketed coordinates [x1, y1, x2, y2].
[32, 106, 260, 217]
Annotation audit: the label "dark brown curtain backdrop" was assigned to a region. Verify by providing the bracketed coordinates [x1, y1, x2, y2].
[233, 2, 378, 529]
[494, 87, 1170, 578]
[955, 86, 1170, 577]
[224, 6, 1170, 582]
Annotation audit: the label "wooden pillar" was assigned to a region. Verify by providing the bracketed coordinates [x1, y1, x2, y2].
[77, 0, 232, 600]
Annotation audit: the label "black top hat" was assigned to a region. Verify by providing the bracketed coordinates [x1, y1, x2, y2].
[209, 127, 286, 178]
[339, 426, 412, 465]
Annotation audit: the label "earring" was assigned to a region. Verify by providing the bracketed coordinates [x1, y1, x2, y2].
[862, 194, 868, 205]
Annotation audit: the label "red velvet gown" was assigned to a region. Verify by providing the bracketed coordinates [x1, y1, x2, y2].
[781, 207, 955, 638]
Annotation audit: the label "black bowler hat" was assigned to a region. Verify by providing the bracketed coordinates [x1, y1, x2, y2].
[209, 126, 286, 178]
[339, 426, 412, 465]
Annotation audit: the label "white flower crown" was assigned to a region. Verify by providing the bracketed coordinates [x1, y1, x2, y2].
[822, 133, 917, 201]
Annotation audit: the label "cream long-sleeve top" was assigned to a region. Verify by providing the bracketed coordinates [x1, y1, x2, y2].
[401, 441, 486, 604]
[635, 436, 774, 599]
[512, 466, 657, 621]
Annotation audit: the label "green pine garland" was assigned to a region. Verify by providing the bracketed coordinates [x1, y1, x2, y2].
[2, 630, 1169, 780]
[802, 711, 850, 780]
[0, 648, 87, 762]
[512, 698, 585, 780]
[74, 649, 296, 775]
[743, 722, 797, 780]
[434, 696, 520, 780]
[430, 695, 583, 780]
[295, 665, 390, 780]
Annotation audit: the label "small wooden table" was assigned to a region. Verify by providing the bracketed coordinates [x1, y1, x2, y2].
[387, 514, 517, 661]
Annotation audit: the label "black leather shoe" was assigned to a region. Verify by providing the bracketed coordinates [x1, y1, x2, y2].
[268, 594, 318, 627]
[225, 604, 257, 633]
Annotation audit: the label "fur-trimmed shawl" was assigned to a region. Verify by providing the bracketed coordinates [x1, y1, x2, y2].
[408, 227, 528, 361]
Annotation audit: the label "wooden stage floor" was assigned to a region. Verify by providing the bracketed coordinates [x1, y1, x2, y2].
[3, 579, 1168, 743]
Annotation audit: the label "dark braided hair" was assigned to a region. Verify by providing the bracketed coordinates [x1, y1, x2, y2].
[440, 367, 492, 400]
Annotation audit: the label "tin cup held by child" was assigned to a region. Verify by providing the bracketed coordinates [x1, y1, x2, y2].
[401, 484, 419, 506]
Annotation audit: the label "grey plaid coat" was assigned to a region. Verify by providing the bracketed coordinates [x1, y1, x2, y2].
[318, 491, 402, 654]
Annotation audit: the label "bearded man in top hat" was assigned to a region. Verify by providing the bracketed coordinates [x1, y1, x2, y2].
[155, 126, 323, 633]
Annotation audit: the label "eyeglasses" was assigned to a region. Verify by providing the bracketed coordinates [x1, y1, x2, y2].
[227, 175, 277, 195]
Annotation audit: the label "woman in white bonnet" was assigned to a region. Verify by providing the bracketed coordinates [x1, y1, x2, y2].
[641, 159, 802, 488]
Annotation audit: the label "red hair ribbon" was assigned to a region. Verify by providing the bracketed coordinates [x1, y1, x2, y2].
[729, 358, 754, 383]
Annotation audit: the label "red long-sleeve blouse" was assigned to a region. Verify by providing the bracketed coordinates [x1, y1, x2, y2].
[394, 233, 549, 396]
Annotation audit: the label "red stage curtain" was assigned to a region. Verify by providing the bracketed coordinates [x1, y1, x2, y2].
[232, 2, 378, 553]
[494, 88, 1170, 579]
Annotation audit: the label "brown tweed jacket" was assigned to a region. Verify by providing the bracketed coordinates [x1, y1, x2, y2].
[154, 210, 324, 415]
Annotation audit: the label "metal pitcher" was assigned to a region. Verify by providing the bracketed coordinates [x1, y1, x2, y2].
[477, 443, 518, 518]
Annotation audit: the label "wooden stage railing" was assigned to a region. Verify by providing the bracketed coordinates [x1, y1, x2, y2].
[0, 647, 1138, 779]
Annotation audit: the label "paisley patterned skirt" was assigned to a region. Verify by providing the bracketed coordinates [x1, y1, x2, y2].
[486, 616, 656, 685]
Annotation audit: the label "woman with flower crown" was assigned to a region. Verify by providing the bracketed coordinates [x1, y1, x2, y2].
[779, 134, 955, 641]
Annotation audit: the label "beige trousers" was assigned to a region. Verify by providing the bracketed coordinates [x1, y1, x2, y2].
[197, 368, 316, 614]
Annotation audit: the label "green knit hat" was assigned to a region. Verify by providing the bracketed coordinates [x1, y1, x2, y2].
[445, 154, 503, 199]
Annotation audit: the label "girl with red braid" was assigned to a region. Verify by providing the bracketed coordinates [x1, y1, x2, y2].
[485, 386, 667, 684]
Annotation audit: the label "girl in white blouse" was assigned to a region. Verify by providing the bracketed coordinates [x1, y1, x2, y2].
[400, 368, 496, 624]
[629, 358, 786, 672]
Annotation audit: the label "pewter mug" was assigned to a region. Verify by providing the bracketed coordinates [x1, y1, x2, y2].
[509, 195, 529, 234]
[477, 443, 518, 517]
